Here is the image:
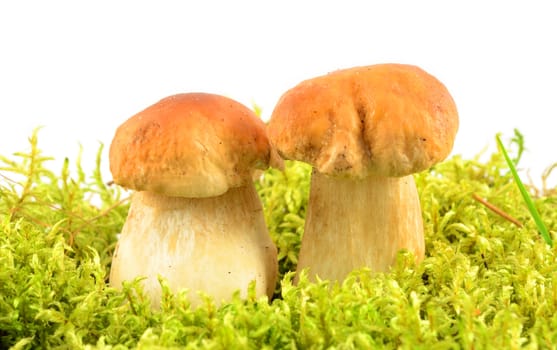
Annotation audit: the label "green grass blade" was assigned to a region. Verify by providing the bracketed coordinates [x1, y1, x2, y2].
[496, 134, 553, 246]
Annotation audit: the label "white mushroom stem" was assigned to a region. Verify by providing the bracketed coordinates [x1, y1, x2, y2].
[110, 184, 277, 308]
[295, 171, 425, 283]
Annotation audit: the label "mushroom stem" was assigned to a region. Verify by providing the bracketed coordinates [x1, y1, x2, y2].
[295, 170, 425, 282]
[110, 184, 277, 308]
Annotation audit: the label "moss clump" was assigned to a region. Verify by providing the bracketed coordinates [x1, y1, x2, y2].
[1, 129, 557, 349]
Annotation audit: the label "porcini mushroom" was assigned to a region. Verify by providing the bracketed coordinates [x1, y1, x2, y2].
[109, 93, 278, 307]
[267, 63, 459, 282]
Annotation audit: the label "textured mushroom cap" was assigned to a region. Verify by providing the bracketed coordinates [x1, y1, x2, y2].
[110, 93, 274, 197]
[268, 63, 459, 178]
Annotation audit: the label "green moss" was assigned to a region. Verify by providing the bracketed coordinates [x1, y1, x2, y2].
[1, 129, 557, 349]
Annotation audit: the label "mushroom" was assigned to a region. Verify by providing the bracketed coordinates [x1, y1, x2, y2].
[109, 93, 278, 307]
[267, 63, 459, 282]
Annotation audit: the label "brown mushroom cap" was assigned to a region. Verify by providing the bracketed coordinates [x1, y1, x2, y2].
[109, 93, 273, 197]
[268, 63, 459, 178]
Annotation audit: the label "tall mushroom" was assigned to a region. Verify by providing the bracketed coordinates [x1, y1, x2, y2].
[267, 63, 459, 282]
[109, 93, 278, 307]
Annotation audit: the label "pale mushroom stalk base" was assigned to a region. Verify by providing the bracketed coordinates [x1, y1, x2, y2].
[295, 171, 425, 283]
[110, 185, 278, 308]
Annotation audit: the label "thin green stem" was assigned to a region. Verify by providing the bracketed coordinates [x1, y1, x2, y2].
[496, 134, 553, 247]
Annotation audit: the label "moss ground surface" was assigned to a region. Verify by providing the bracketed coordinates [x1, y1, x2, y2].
[1, 130, 557, 349]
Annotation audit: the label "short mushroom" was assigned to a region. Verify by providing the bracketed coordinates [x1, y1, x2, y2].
[109, 93, 278, 307]
[267, 63, 459, 282]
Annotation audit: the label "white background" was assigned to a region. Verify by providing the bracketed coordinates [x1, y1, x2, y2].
[1, 1, 556, 187]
